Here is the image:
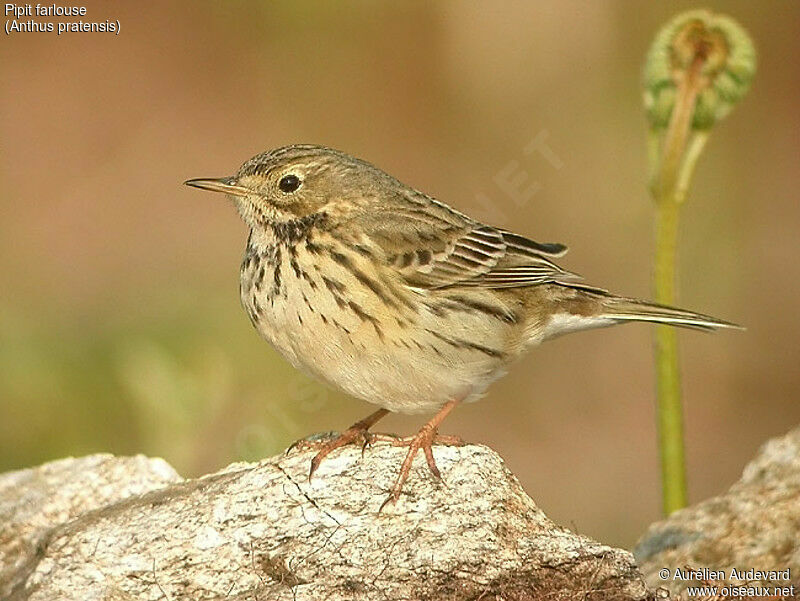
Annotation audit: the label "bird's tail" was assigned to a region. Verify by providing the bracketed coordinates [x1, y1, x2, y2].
[529, 284, 742, 342]
[597, 295, 742, 332]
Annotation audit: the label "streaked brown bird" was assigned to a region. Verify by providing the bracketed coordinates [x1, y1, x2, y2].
[185, 144, 738, 508]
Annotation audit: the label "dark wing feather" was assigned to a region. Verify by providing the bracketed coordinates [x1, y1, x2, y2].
[499, 230, 568, 258]
[348, 189, 576, 290]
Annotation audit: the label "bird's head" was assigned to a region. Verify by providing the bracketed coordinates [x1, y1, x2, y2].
[185, 145, 394, 230]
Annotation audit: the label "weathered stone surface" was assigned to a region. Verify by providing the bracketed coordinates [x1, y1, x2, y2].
[0, 454, 181, 599]
[2, 444, 652, 601]
[635, 426, 800, 597]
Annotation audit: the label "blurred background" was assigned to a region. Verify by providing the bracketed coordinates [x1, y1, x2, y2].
[2, 1, 798, 548]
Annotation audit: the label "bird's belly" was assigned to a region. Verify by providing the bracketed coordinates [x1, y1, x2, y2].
[248, 295, 507, 414]
[240, 248, 515, 414]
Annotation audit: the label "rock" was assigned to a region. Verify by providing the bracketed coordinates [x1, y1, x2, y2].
[0, 454, 181, 599]
[635, 426, 800, 597]
[1, 443, 653, 601]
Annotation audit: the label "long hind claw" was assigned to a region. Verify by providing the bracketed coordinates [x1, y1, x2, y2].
[292, 409, 389, 481]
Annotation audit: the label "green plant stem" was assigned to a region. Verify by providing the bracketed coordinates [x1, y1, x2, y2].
[651, 53, 707, 515]
[675, 133, 710, 205]
[653, 202, 686, 513]
[652, 131, 708, 516]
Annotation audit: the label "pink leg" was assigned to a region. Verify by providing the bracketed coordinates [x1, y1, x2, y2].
[290, 409, 390, 480]
[380, 399, 461, 510]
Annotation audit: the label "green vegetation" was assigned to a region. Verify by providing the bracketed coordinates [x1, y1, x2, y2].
[644, 10, 755, 514]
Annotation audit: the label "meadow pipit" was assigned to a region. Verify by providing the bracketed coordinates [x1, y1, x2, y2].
[185, 144, 738, 507]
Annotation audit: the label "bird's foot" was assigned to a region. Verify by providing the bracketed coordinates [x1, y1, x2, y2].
[287, 409, 390, 480]
[286, 430, 340, 454]
[367, 432, 464, 448]
[380, 400, 462, 511]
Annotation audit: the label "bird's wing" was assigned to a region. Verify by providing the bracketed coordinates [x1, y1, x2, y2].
[347, 190, 576, 290]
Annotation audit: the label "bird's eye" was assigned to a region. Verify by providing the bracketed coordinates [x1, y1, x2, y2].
[278, 174, 301, 193]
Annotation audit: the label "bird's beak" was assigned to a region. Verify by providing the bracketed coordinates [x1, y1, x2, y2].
[183, 177, 250, 198]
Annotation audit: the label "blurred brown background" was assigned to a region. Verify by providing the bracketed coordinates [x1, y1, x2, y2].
[2, 1, 798, 548]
